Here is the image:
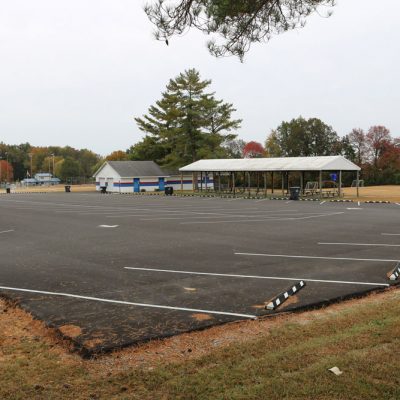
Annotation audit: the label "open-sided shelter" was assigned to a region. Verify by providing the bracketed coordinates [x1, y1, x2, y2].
[179, 156, 361, 197]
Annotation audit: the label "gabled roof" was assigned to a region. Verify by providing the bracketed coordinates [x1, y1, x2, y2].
[94, 161, 168, 178]
[179, 156, 361, 172]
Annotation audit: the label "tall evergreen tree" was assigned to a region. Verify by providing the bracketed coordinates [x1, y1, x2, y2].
[134, 69, 241, 168]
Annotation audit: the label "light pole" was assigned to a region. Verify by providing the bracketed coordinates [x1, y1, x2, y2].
[0, 156, 2, 186]
[29, 153, 33, 178]
[51, 153, 55, 177]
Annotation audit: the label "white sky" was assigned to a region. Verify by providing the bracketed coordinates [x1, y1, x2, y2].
[1, 0, 399, 155]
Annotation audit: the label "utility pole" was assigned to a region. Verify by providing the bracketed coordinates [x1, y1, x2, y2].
[51, 154, 55, 176]
[29, 153, 33, 178]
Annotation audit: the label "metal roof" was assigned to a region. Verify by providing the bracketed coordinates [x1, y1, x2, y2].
[35, 173, 52, 177]
[179, 156, 361, 172]
[95, 161, 168, 177]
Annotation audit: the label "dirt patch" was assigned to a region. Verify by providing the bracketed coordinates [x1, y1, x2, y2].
[59, 325, 82, 338]
[280, 294, 300, 309]
[83, 338, 105, 349]
[251, 304, 266, 309]
[0, 297, 78, 361]
[191, 313, 214, 321]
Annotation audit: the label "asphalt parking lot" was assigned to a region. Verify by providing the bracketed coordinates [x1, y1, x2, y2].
[0, 192, 399, 354]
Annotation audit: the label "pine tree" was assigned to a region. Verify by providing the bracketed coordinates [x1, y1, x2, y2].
[134, 69, 241, 168]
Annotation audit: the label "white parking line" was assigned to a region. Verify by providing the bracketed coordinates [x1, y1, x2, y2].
[382, 233, 400, 236]
[140, 210, 301, 221]
[235, 252, 398, 262]
[318, 242, 400, 247]
[0, 229, 14, 234]
[0, 286, 256, 319]
[347, 208, 363, 210]
[124, 267, 389, 287]
[181, 212, 344, 225]
[320, 201, 326, 205]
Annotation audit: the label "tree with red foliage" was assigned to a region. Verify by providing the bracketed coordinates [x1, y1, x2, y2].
[242, 141, 265, 158]
[366, 126, 392, 167]
[0, 160, 13, 182]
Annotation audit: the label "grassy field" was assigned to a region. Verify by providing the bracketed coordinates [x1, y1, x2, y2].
[3, 184, 96, 193]
[343, 185, 400, 202]
[1, 288, 399, 400]
[2, 184, 399, 201]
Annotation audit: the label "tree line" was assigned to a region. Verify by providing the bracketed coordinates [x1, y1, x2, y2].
[0, 143, 101, 183]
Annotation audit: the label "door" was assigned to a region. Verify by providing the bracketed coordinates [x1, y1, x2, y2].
[106, 178, 114, 191]
[133, 178, 140, 193]
[158, 177, 165, 191]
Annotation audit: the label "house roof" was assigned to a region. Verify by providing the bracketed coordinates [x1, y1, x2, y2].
[179, 156, 361, 172]
[95, 161, 168, 178]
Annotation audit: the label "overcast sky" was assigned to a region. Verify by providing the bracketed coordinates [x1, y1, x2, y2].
[1, 0, 399, 155]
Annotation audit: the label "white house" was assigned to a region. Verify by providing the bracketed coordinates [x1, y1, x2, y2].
[93, 161, 214, 193]
[93, 161, 169, 193]
[34, 173, 61, 185]
[21, 173, 61, 186]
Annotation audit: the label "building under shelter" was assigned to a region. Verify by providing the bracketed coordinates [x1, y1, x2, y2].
[179, 156, 361, 197]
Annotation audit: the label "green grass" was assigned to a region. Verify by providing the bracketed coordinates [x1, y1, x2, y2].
[1, 291, 400, 399]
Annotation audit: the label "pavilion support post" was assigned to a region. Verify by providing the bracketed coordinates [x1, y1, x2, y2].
[232, 172, 236, 196]
[338, 170, 342, 198]
[319, 171, 323, 198]
[200, 172, 203, 192]
[263, 172, 267, 197]
[356, 170, 360, 198]
[300, 172, 304, 195]
[205, 172, 208, 191]
[271, 172, 274, 194]
[192, 173, 195, 191]
[248, 172, 251, 196]
[256, 172, 260, 194]
[218, 172, 221, 193]
[180, 173, 183, 192]
[281, 172, 284, 196]
[287, 172, 290, 193]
